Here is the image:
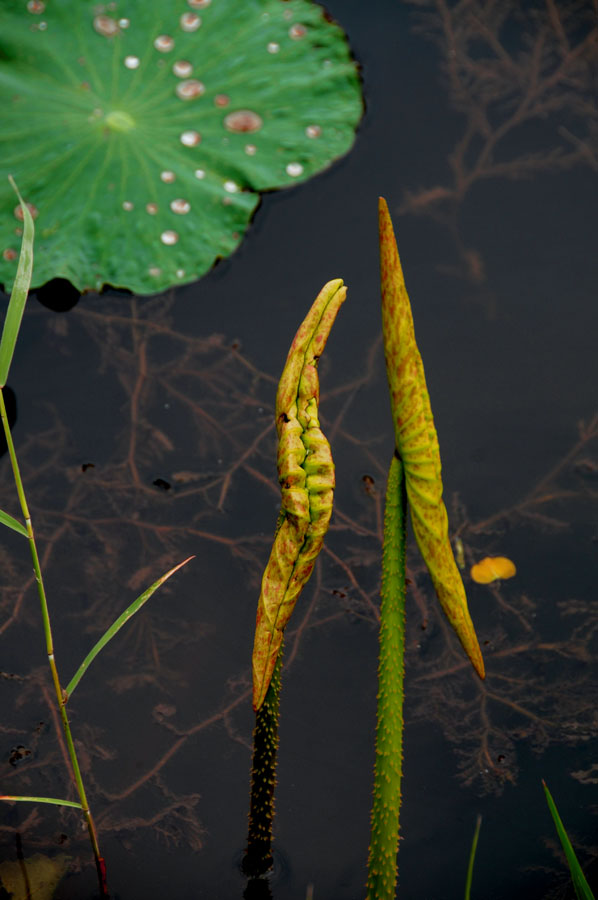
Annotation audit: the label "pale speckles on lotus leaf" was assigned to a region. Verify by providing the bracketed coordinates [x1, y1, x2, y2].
[223, 110, 262, 133]
[176, 79, 205, 100]
[180, 130, 201, 146]
[173, 60, 193, 77]
[170, 199, 191, 214]
[1, 0, 362, 293]
[154, 34, 174, 52]
[180, 13, 201, 32]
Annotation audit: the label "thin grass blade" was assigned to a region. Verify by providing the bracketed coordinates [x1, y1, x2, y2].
[66, 556, 194, 698]
[0, 177, 34, 388]
[0, 795, 83, 809]
[0, 508, 28, 537]
[543, 781, 595, 900]
[464, 814, 482, 900]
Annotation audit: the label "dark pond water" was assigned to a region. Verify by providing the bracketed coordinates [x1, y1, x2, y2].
[1, 2, 598, 898]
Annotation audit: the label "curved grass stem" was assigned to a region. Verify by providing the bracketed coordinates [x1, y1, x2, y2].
[0, 386, 108, 898]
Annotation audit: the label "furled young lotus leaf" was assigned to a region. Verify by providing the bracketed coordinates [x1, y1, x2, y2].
[252, 278, 346, 710]
[0, 1, 362, 295]
[378, 197, 485, 679]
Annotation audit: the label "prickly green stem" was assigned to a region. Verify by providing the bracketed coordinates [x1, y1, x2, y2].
[243, 648, 283, 878]
[366, 454, 406, 900]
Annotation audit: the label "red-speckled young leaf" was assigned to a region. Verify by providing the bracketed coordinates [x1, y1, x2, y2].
[379, 197, 484, 678]
[252, 278, 346, 710]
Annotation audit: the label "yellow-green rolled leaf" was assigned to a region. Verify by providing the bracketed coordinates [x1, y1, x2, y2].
[252, 279, 346, 710]
[378, 197, 484, 679]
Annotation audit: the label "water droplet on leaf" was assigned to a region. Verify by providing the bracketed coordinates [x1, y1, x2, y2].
[223, 109, 262, 133]
[180, 130, 201, 146]
[122, 201, 134, 210]
[146, 203, 158, 214]
[172, 60, 192, 77]
[214, 94, 230, 107]
[160, 170, 176, 183]
[180, 12, 201, 32]
[306, 124, 321, 138]
[14, 202, 39, 221]
[267, 42, 280, 54]
[176, 79, 205, 99]
[224, 180, 239, 193]
[244, 143, 257, 155]
[286, 162, 303, 177]
[93, 15, 119, 37]
[289, 23, 307, 39]
[160, 230, 179, 245]
[154, 34, 174, 52]
[170, 198, 191, 214]
[27, 0, 45, 13]
[194, 168, 205, 179]
[124, 55, 140, 69]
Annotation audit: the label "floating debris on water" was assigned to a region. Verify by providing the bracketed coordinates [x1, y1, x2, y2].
[470, 557, 517, 584]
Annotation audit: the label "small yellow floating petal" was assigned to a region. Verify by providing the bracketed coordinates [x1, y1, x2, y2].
[470, 556, 516, 584]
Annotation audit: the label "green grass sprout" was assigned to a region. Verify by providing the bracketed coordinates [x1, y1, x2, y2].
[464, 815, 482, 900]
[543, 781, 595, 900]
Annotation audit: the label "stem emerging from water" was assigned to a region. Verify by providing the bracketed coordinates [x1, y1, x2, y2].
[367, 453, 406, 899]
[244, 647, 282, 879]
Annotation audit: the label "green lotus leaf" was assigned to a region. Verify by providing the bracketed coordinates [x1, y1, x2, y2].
[0, 0, 362, 295]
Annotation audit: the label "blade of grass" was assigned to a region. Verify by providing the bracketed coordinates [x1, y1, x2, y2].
[0, 508, 28, 536]
[543, 781, 595, 900]
[464, 814, 482, 900]
[0, 176, 34, 388]
[65, 556, 194, 699]
[0, 795, 83, 809]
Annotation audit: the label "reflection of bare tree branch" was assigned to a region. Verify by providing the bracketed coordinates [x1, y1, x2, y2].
[1, 290, 597, 879]
[402, 0, 598, 281]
